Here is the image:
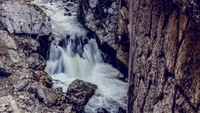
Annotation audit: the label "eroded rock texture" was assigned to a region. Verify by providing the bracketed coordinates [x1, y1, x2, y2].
[128, 0, 200, 113]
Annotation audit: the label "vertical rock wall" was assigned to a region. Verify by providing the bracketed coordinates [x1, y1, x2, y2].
[128, 0, 200, 113]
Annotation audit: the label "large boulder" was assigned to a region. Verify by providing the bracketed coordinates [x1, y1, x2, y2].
[0, 0, 51, 35]
[66, 79, 97, 112]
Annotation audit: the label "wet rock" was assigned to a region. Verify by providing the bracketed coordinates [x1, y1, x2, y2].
[55, 87, 63, 94]
[66, 79, 97, 112]
[117, 107, 126, 113]
[0, 1, 51, 35]
[97, 108, 109, 113]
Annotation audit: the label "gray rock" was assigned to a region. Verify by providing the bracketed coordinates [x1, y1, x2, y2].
[111, 2, 117, 9]
[0, 1, 51, 35]
[89, 0, 98, 8]
[14, 79, 28, 92]
[110, 15, 118, 24]
[108, 8, 114, 15]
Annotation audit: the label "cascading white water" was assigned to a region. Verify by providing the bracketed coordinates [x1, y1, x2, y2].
[32, 0, 128, 112]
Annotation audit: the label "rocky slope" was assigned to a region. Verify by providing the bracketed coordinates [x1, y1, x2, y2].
[128, 0, 200, 113]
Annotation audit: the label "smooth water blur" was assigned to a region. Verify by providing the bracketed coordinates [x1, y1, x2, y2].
[32, 0, 128, 112]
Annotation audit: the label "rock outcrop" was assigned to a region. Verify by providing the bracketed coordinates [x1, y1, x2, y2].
[66, 79, 97, 113]
[128, 0, 200, 113]
[78, 0, 129, 77]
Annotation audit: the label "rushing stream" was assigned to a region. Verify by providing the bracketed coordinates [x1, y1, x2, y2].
[32, 0, 128, 112]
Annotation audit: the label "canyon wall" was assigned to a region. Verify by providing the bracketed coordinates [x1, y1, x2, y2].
[78, 0, 129, 77]
[128, 0, 200, 113]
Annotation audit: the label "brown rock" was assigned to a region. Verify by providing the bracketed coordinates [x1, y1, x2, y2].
[34, 71, 53, 88]
[128, 0, 200, 113]
[119, 6, 129, 21]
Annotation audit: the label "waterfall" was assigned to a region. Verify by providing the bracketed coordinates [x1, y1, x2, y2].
[32, 0, 128, 112]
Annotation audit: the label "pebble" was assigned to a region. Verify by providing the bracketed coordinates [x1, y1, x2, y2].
[108, 8, 114, 15]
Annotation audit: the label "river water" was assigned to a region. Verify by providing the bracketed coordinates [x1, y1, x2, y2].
[32, 0, 128, 112]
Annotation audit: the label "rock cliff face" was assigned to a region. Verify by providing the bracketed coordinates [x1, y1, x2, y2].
[78, 0, 129, 77]
[128, 0, 200, 113]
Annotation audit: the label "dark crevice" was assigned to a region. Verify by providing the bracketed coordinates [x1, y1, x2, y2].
[162, 2, 178, 30]
[153, 93, 163, 105]
[164, 67, 175, 78]
[146, 49, 152, 58]
[0, 67, 11, 77]
[141, 80, 152, 113]
[157, 51, 165, 58]
[174, 11, 189, 72]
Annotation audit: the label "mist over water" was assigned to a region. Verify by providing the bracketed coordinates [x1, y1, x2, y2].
[32, 0, 128, 112]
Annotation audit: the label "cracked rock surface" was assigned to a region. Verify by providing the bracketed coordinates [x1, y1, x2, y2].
[128, 0, 200, 113]
[0, 0, 51, 35]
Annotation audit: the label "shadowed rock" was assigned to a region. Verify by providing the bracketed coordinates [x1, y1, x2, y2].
[0, 67, 11, 77]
